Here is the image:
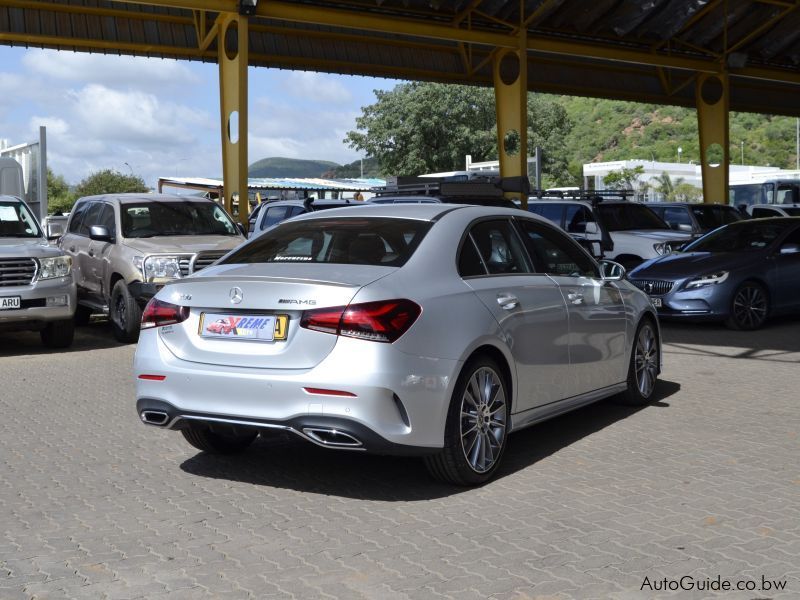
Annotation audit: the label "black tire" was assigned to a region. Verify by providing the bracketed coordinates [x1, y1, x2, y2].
[724, 281, 769, 331]
[110, 280, 142, 343]
[40, 318, 75, 349]
[425, 356, 510, 486]
[74, 305, 92, 326]
[181, 426, 258, 454]
[615, 318, 659, 406]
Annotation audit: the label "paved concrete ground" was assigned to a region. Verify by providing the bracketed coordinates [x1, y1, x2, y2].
[1, 318, 798, 599]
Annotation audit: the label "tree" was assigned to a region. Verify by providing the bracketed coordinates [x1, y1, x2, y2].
[345, 82, 572, 184]
[602, 165, 644, 190]
[672, 182, 702, 202]
[47, 169, 77, 214]
[74, 169, 148, 198]
[652, 171, 693, 201]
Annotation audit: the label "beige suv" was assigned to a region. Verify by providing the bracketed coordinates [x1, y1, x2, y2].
[59, 193, 245, 342]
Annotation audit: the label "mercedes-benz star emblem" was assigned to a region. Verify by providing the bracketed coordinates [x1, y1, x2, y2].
[230, 287, 244, 304]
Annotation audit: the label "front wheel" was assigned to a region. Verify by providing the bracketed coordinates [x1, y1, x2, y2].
[725, 282, 768, 330]
[110, 281, 142, 343]
[425, 357, 510, 486]
[615, 319, 659, 406]
[182, 426, 258, 454]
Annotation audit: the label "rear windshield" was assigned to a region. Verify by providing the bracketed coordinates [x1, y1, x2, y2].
[0, 200, 41, 238]
[121, 201, 238, 238]
[597, 203, 669, 231]
[690, 205, 743, 229]
[222, 217, 432, 267]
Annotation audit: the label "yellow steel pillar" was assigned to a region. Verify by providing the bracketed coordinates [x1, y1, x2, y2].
[696, 72, 729, 204]
[493, 36, 529, 208]
[217, 12, 249, 223]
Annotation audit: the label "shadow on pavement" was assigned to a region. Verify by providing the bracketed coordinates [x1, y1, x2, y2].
[0, 319, 127, 357]
[661, 315, 800, 357]
[179, 379, 681, 500]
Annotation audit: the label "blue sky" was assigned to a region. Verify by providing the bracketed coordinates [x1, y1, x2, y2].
[0, 47, 397, 187]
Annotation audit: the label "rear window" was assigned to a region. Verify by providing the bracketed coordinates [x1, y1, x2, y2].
[222, 217, 432, 267]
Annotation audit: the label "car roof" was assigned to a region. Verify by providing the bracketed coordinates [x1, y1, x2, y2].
[647, 202, 735, 208]
[0, 194, 22, 203]
[286, 202, 536, 222]
[76, 193, 217, 205]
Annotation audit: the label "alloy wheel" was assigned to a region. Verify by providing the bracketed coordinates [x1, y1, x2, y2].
[634, 324, 658, 398]
[460, 367, 507, 473]
[116, 295, 127, 329]
[732, 285, 767, 329]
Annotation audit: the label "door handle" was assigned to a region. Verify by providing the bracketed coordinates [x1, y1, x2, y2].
[496, 293, 519, 310]
[567, 291, 584, 305]
[88, 250, 95, 257]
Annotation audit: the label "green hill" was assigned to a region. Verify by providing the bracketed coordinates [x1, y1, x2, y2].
[248, 157, 340, 178]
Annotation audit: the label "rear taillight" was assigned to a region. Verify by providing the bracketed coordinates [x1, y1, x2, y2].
[300, 299, 421, 343]
[141, 298, 190, 330]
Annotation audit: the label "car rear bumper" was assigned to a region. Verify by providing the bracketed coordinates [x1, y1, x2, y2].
[134, 329, 462, 452]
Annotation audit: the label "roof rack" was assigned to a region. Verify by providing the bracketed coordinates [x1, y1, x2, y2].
[529, 189, 636, 206]
[373, 174, 530, 198]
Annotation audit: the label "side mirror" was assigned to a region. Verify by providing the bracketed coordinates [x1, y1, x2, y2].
[780, 242, 800, 255]
[599, 259, 626, 281]
[584, 222, 599, 235]
[89, 225, 113, 243]
[678, 223, 693, 232]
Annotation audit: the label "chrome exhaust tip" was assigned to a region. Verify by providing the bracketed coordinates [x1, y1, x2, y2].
[140, 410, 170, 426]
[302, 427, 362, 447]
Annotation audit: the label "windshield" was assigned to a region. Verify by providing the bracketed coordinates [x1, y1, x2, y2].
[223, 217, 432, 267]
[597, 204, 669, 231]
[684, 221, 788, 253]
[0, 201, 41, 238]
[121, 202, 238, 238]
[690, 205, 742, 230]
[779, 207, 800, 216]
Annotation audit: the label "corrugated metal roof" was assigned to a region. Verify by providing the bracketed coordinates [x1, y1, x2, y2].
[1, 0, 800, 115]
[159, 176, 384, 191]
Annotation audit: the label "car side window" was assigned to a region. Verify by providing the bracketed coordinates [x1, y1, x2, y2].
[528, 204, 564, 226]
[260, 206, 290, 230]
[78, 202, 103, 236]
[663, 207, 693, 230]
[97, 204, 116, 237]
[752, 207, 777, 218]
[564, 205, 597, 233]
[288, 206, 306, 217]
[457, 236, 486, 277]
[516, 219, 599, 278]
[467, 220, 530, 275]
[67, 201, 88, 234]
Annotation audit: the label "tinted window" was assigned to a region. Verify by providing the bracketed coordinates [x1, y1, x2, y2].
[223, 218, 431, 267]
[458, 236, 486, 277]
[691, 205, 742, 230]
[663, 207, 693, 229]
[79, 202, 104, 236]
[597, 204, 669, 231]
[97, 204, 116, 236]
[752, 207, 779, 218]
[729, 184, 763, 207]
[776, 185, 799, 205]
[516, 219, 598, 278]
[260, 206, 291, 230]
[528, 203, 564, 226]
[685, 221, 788, 253]
[468, 220, 529, 275]
[0, 200, 41, 238]
[121, 202, 238, 237]
[564, 205, 597, 233]
[288, 206, 306, 217]
[68, 201, 89, 233]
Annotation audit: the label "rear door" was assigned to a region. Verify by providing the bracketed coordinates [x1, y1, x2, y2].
[460, 218, 571, 412]
[772, 225, 800, 309]
[515, 218, 629, 396]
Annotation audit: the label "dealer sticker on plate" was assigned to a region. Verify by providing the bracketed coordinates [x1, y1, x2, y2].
[651, 297, 662, 308]
[199, 313, 288, 341]
[0, 296, 21, 310]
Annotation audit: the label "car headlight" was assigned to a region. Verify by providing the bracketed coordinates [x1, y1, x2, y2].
[143, 256, 182, 281]
[685, 271, 729, 289]
[38, 256, 72, 280]
[653, 242, 671, 255]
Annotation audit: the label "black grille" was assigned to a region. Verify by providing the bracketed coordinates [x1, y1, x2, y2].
[0, 258, 37, 287]
[192, 252, 226, 273]
[178, 257, 192, 277]
[630, 279, 674, 296]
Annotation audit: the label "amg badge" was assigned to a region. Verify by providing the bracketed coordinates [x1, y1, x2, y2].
[278, 298, 316, 305]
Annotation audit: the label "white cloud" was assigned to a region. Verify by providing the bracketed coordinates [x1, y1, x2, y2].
[283, 71, 353, 104]
[21, 51, 200, 90]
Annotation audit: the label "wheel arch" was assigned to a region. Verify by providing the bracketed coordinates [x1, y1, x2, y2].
[460, 343, 515, 412]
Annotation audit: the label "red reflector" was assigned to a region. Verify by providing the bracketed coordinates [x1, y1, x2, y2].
[141, 298, 189, 330]
[138, 374, 166, 381]
[303, 387, 357, 397]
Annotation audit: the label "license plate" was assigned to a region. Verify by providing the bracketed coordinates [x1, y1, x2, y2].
[199, 313, 288, 341]
[650, 297, 662, 308]
[0, 296, 21, 310]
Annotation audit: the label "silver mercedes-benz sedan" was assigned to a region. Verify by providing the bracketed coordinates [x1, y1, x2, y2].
[134, 204, 660, 485]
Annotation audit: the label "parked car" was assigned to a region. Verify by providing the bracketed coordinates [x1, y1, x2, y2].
[134, 204, 660, 486]
[247, 198, 356, 239]
[747, 204, 800, 218]
[647, 202, 744, 234]
[528, 199, 693, 269]
[59, 193, 245, 342]
[0, 194, 76, 348]
[629, 217, 800, 330]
